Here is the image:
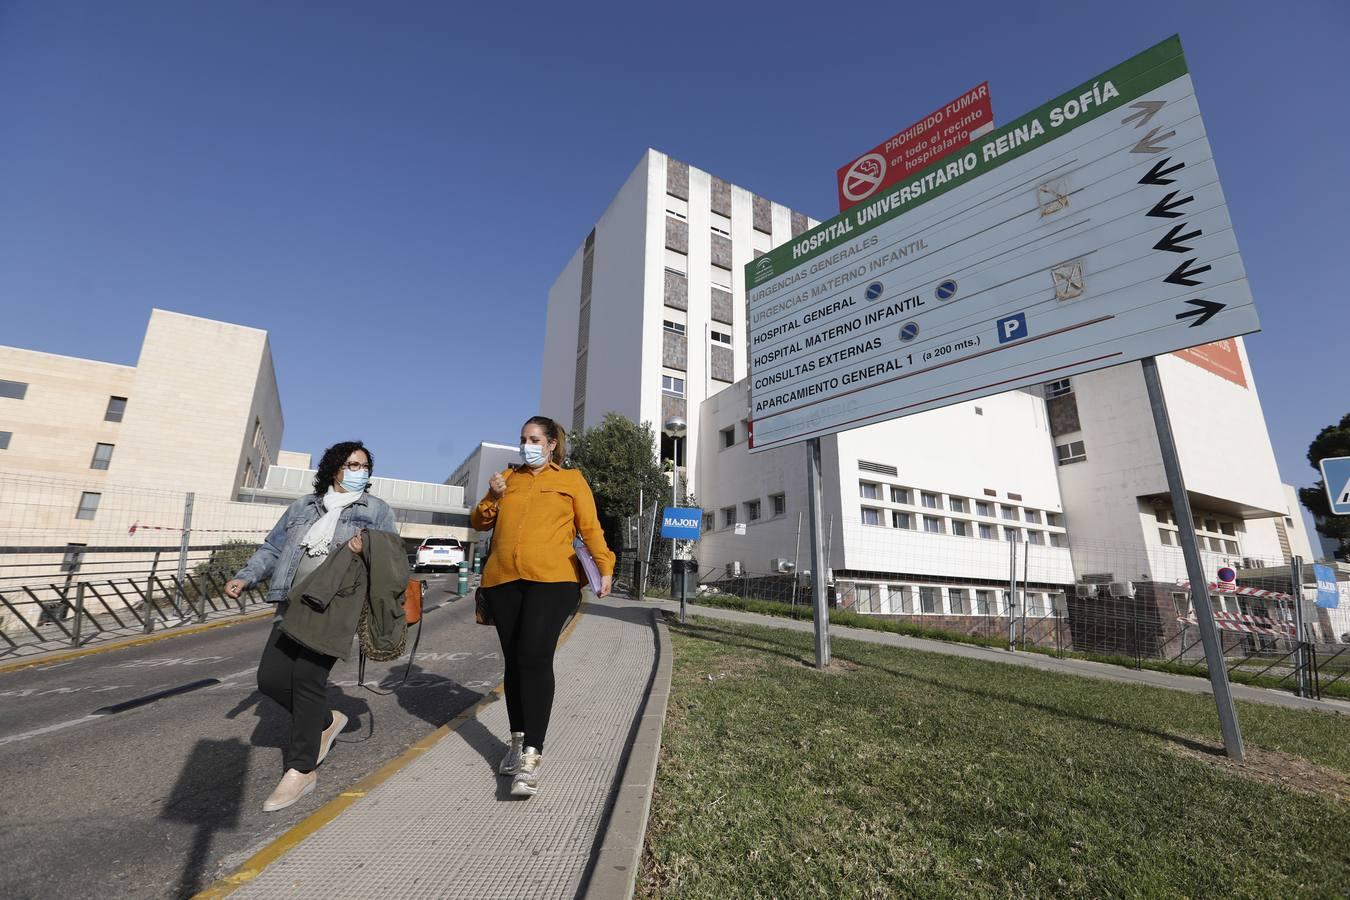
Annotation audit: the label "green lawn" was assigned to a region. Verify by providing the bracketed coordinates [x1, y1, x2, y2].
[639, 616, 1350, 899]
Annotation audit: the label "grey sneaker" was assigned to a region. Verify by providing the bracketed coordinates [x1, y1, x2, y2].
[498, 732, 526, 775]
[510, 748, 541, 797]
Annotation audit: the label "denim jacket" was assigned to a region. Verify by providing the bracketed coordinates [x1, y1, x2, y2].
[234, 491, 399, 603]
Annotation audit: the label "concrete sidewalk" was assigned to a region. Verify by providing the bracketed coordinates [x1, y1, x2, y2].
[649, 598, 1350, 717]
[220, 597, 670, 900]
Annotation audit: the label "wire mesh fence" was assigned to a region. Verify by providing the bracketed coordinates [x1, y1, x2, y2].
[614, 515, 1348, 699]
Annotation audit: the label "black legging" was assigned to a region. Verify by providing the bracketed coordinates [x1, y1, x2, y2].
[256, 624, 338, 773]
[486, 580, 579, 752]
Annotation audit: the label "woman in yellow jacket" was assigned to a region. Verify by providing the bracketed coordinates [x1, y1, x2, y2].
[470, 415, 614, 797]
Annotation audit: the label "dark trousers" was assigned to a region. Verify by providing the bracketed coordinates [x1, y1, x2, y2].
[257, 624, 338, 773]
[486, 579, 579, 752]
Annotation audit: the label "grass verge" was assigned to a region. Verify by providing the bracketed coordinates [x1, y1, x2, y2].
[639, 615, 1350, 898]
[674, 592, 1350, 702]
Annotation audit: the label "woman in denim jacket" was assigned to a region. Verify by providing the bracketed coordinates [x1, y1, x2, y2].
[224, 440, 397, 812]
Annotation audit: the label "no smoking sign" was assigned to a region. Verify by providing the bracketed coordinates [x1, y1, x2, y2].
[842, 153, 887, 202]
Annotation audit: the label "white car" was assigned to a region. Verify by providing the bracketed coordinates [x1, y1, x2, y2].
[414, 538, 465, 572]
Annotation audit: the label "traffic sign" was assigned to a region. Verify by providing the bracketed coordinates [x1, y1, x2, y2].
[746, 36, 1260, 453]
[1320, 456, 1350, 516]
[660, 507, 703, 540]
[1217, 566, 1237, 590]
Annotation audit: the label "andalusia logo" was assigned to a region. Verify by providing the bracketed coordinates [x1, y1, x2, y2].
[752, 255, 774, 281]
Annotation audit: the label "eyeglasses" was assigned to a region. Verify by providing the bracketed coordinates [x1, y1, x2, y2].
[343, 462, 371, 472]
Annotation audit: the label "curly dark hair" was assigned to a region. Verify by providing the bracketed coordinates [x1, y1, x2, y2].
[313, 441, 374, 496]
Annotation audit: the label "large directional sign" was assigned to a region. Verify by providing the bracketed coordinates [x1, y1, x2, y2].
[1320, 456, 1350, 516]
[745, 37, 1260, 452]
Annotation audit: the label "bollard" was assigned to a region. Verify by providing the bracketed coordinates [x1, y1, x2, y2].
[473, 554, 482, 575]
[457, 565, 469, 597]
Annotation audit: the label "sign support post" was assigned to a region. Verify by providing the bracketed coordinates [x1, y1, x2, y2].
[1141, 356, 1243, 760]
[1290, 555, 1307, 697]
[806, 438, 831, 668]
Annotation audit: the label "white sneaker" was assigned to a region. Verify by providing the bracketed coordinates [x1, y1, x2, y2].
[316, 710, 348, 766]
[262, 768, 316, 812]
[498, 732, 526, 775]
[510, 748, 541, 797]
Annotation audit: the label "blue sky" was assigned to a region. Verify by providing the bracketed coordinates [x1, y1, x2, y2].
[2, 2, 1346, 512]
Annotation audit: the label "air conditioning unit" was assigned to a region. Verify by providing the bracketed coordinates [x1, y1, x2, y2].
[1109, 581, 1136, 598]
[1074, 583, 1097, 599]
[728, 561, 745, 577]
[772, 558, 795, 574]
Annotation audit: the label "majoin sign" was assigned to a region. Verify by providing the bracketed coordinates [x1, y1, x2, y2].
[746, 36, 1260, 452]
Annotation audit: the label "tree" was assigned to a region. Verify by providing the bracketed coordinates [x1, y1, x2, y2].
[568, 413, 671, 551]
[1297, 412, 1350, 561]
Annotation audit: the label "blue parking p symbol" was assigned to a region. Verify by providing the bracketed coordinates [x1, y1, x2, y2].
[997, 313, 1028, 344]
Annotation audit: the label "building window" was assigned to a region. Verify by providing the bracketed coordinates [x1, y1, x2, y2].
[856, 583, 880, 613]
[951, 520, 969, 537]
[1050, 533, 1065, 548]
[720, 426, 735, 449]
[745, 499, 761, 522]
[0, 379, 28, 400]
[61, 543, 87, 573]
[890, 486, 910, 504]
[661, 375, 685, 397]
[979, 523, 994, 540]
[1225, 540, 1239, 554]
[976, 501, 992, 517]
[663, 319, 687, 335]
[889, 585, 913, 614]
[1159, 529, 1174, 546]
[1047, 512, 1063, 527]
[252, 417, 263, 449]
[1027, 592, 1048, 616]
[1001, 505, 1016, 520]
[859, 482, 879, 500]
[919, 586, 940, 614]
[90, 443, 114, 470]
[243, 460, 255, 488]
[76, 492, 101, 520]
[1005, 527, 1021, 542]
[105, 396, 128, 422]
[710, 330, 732, 345]
[702, 511, 715, 532]
[1220, 522, 1236, 536]
[1027, 531, 1045, 545]
[721, 506, 736, 528]
[1155, 508, 1171, 524]
[921, 492, 939, 508]
[948, 589, 968, 615]
[1056, 440, 1087, 465]
[0, 430, 10, 450]
[892, 511, 912, 529]
[950, 497, 967, 513]
[1045, 378, 1072, 398]
[1024, 509, 1041, 524]
[771, 493, 786, 517]
[975, 589, 996, 615]
[861, 507, 882, 526]
[923, 515, 942, 534]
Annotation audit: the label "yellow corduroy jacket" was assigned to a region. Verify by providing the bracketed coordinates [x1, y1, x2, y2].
[471, 462, 615, 589]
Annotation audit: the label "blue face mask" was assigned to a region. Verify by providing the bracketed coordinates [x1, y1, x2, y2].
[520, 443, 548, 467]
[341, 469, 370, 493]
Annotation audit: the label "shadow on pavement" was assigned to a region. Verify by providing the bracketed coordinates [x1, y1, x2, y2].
[160, 737, 248, 899]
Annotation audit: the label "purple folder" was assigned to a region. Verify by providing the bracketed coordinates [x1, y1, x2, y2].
[574, 536, 604, 594]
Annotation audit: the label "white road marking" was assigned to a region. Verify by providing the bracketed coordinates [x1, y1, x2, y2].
[0, 714, 103, 747]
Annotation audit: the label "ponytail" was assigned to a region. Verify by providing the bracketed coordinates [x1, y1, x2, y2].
[524, 416, 567, 466]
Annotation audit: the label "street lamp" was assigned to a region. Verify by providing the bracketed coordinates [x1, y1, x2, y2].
[663, 416, 687, 622]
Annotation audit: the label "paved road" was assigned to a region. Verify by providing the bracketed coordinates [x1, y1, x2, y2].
[0, 573, 503, 899]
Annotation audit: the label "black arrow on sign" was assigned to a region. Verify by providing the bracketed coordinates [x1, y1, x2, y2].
[1122, 100, 1165, 129]
[1176, 298, 1225, 327]
[1146, 191, 1194, 219]
[1139, 157, 1185, 186]
[1164, 259, 1212, 287]
[1154, 222, 1203, 253]
[1131, 125, 1176, 153]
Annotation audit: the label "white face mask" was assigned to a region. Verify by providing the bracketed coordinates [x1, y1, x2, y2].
[520, 443, 548, 466]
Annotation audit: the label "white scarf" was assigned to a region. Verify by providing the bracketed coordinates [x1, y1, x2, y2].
[301, 489, 365, 557]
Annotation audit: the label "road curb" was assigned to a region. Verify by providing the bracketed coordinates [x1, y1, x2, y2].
[583, 607, 672, 899]
[0, 609, 274, 675]
[193, 593, 591, 900]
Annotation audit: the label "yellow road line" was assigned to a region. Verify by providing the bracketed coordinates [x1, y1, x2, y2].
[193, 594, 591, 899]
[0, 609, 274, 675]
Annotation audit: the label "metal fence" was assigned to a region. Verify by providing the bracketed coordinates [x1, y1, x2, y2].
[0, 542, 269, 654]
